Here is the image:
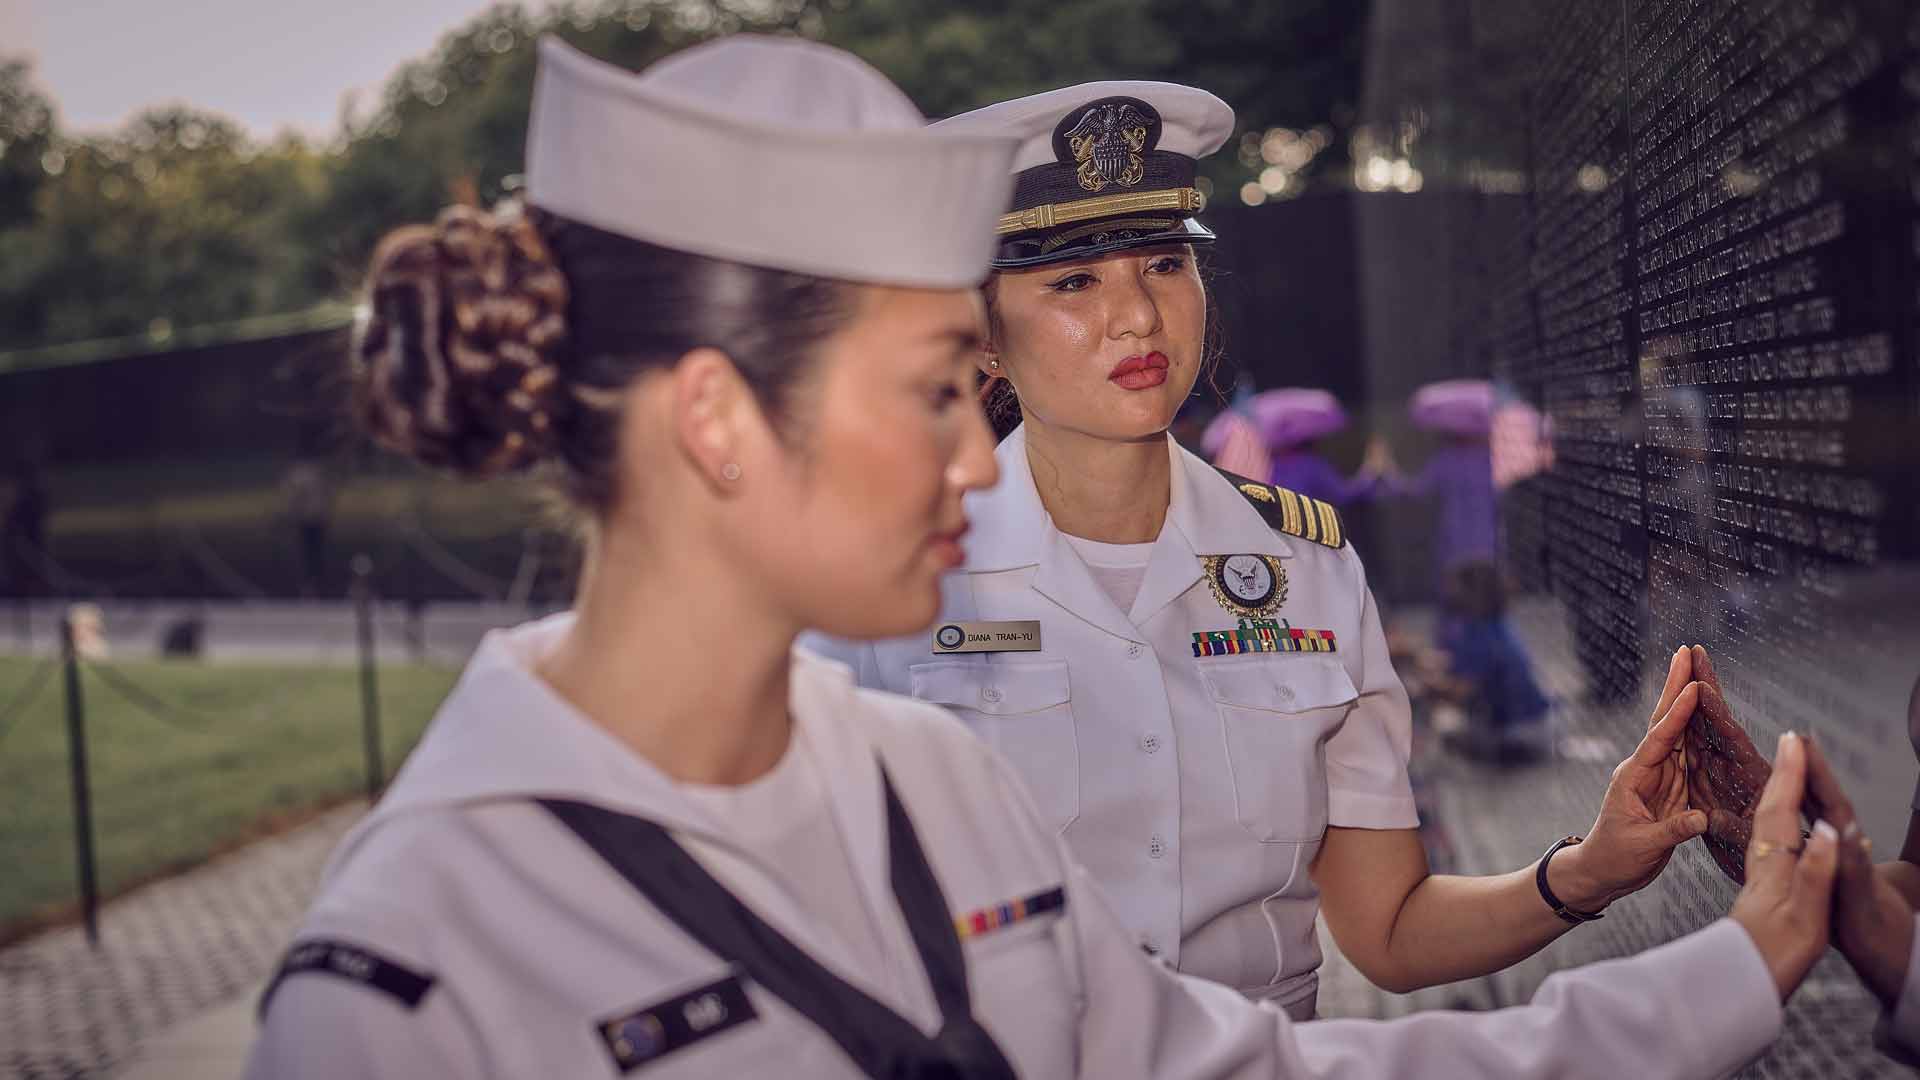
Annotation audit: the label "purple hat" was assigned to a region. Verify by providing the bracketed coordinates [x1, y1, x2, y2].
[1409, 379, 1494, 435]
[1249, 388, 1347, 449]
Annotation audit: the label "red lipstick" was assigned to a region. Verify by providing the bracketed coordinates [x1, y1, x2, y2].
[1109, 351, 1170, 390]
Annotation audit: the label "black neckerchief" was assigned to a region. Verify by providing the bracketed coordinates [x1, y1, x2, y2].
[540, 766, 1018, 1079]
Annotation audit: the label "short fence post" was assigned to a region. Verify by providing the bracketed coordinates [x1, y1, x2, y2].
[352, 555, 385, 801]
[60, 610, 100, 946]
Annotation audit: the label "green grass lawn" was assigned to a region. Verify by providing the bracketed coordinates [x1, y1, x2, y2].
[0, 655, 460, 938]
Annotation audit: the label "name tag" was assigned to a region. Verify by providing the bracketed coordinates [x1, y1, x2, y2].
[932, 620, 1042, 654]
[597, 974, 757, 1071]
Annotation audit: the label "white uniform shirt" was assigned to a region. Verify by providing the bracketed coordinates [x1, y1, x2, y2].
[675, 725, 891, 986]
[246, 613, 1785, 1079]
[804, 425, 1417, 1015]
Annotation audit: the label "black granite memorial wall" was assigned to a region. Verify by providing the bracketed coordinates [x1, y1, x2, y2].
[1357, 1, 1920, 1074]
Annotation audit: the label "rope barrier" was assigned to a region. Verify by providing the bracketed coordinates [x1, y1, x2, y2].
[401, 517, 510, 601]
[174, 523, 272, 603]
[418, 638, 479, 669]
[10, 536, 172, 598]
[84, 660, 226, 735]
[83, 657, 327, 735]
[0, 657, 58, 747]
[505, 537, 543, 610]
[9, 499, 560, 609]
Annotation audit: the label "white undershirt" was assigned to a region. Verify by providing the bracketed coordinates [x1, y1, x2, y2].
[676, 731, 888, 985]
[1062, 533, 1156, 614]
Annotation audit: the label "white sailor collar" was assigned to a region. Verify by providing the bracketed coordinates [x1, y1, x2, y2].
[961, 423, 1295, 574]
[352, 614, 882, 851]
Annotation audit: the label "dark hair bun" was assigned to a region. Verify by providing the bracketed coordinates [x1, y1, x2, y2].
[354, 205, 570, 476]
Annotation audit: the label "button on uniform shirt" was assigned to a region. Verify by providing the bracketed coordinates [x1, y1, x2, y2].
[247, 613, 1786, 1079]
[805, 425, 1418, 1018]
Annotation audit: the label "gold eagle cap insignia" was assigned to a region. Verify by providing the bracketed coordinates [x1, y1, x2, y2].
[1063, 102, 1150, 192]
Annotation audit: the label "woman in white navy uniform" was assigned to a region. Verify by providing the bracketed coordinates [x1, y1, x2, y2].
[805, 82, 1729, 1019]
[248, 37, 1842, 1079]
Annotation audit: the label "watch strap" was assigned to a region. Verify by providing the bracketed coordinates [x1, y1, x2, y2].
[1537, 834, 1605, 924]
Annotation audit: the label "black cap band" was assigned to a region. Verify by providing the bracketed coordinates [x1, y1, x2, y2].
[992, 216, 1213, 269]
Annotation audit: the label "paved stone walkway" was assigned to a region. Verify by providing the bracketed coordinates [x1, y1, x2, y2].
[0, 803, 363, 1080]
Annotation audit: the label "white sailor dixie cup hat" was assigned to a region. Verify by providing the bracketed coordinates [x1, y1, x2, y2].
[931, 81, 1235, 269]
[525, 36, 1019, 288]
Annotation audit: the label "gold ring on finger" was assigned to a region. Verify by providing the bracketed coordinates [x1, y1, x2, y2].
[1749, 839, 1803, 860]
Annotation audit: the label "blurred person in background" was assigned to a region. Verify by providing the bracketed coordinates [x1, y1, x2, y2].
[249, 36, 1847, 1080]
[282, 456, 334, 598]
[1249, 387, 1388, 508]
[806, 81, 1745, 1023]
[1413, 560, 1554, 765]
[1374, 379, 1498, 588]
[1199, 401, 1270, 480]
[2, 455, 49, 600]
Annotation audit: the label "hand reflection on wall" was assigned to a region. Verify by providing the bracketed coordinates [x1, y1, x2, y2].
[1684, 645, 1776, 885]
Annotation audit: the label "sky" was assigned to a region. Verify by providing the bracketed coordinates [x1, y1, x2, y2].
[1, 0, 540, 140]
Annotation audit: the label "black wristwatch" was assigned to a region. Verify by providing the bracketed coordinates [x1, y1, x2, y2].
[1537, 834, 1605, 925]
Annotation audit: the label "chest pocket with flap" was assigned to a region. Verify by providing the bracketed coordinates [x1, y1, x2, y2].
[1199, 654, 1357, 843]
[908, 660, 1078, 834]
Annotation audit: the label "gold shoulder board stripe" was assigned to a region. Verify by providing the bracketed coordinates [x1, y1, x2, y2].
[1316, 497, 1343, 549]
[1214, 469, 1348, 549]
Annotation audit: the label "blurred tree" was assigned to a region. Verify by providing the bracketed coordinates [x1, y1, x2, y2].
[813, 0, 1173, 119]
[0, 57, 57, 232]
[0, 107, 330, 346]
[305, 0, 1373, 294]
[0, 0, 1376, 350]
[304, 1, 815, 294]
[1150, 0, 1370, 184]
[816, 0, 1371, 189]
[0, 57, 59, 347]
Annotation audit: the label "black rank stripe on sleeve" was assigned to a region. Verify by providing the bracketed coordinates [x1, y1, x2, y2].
[596, 973, 758, 1072]
[257, 938, 437, 1017]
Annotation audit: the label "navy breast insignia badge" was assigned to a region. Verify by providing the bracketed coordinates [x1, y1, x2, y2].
[1214, 468, 1347, 550]
[1202, 553, 1288, 619]
[1057, 97, 1158, 192]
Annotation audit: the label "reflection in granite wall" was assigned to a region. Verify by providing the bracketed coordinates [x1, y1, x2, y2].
[1359, 1, 1919, 1075]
